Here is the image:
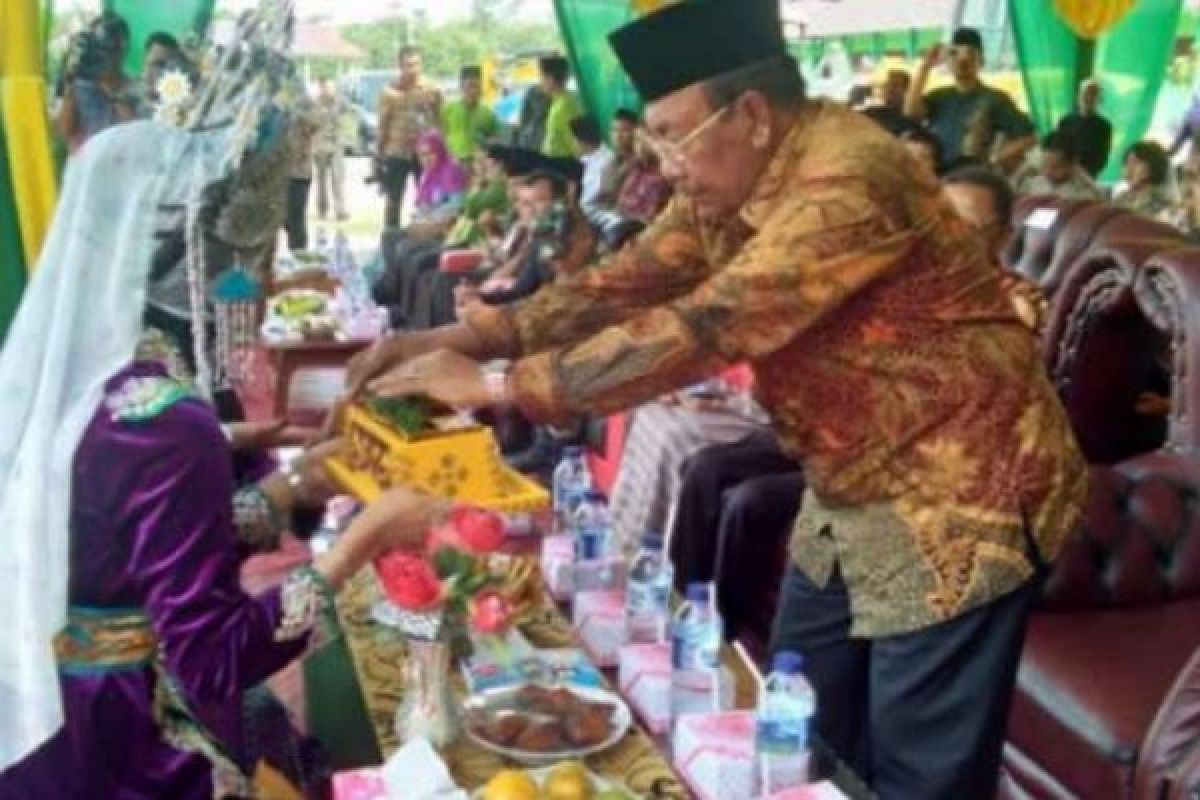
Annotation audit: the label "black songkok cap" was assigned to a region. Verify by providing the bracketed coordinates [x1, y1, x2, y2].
[609, 0, 787, 103]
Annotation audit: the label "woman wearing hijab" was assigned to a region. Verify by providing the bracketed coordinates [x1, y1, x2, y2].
[411, 130, 469, 225]
[0, 5, 441, 798]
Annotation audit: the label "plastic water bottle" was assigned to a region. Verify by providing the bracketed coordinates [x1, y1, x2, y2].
[670, 583, 723, 720]
[573, 491, 619, 591]
[625, 531, 674, 644]
[552, 447, 591, 536]
[757, 651, 816, 793]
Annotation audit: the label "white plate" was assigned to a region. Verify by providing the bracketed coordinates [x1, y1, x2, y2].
[463, 685, 633, 766]
[470, 765, 631, 799]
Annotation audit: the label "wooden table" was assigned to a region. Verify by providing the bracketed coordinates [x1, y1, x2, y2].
[337, 566, 875, 798]
[265, 339, 372, 420]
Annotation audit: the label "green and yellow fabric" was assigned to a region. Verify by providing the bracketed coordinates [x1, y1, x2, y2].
[0, 0, 57, 342]
[1010, 0, 1183, 180]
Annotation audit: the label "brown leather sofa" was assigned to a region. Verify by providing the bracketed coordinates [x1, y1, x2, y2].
[999, 213, 1200, 800]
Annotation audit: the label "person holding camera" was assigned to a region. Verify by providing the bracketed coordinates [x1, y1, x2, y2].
[57, 12, 140, 155]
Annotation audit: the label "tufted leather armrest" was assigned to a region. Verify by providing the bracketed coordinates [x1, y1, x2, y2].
[1042, 454, 1200, 613]
[1135, 252, 1200, 454]
[1135, 645, 1200, 800]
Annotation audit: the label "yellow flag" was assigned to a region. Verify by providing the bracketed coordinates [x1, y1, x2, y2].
[631, 0, 679, 14]
[1, 0, 58, 272]
[1053, 0, 1138, 38]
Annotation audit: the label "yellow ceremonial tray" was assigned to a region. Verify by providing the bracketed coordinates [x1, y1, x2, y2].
[326, 403, 550, 513]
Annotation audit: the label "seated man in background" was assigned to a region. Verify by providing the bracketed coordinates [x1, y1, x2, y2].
[572, 116, 620, 223]
[1013, 131, 1100, 200]
[591, 133, 673, 250]
[612, 108, 640, 186]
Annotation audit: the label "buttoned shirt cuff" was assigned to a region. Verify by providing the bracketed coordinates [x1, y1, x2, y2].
[509, 352, 569, 424]
[462, 302, 522, 359]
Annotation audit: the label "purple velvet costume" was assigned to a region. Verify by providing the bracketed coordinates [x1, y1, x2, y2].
[0, 362, 311, 799]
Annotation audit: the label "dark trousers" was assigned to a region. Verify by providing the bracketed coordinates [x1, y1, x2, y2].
[771, 567, 1040, 800]
[382, 156, 420, 229]
[670, 430, 803, 636]
[285, 178, 311, 252]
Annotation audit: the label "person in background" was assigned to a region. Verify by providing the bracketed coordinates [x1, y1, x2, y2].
[901, 126, 944, 177]
[862, 69, 918, 137]
[377, 46, 443, 228]
[441, 66, 499, 168]
[906, 27, 1035, 173]
[539, 55, 582, 158]
[1056, 79, 1112, 178]
[57, 11, 139, 154]
[571, 115, 619, 222]
[143, 32, 189, 103]
[1013, 131, 1100, 200]
[285, 93, 319, 252]
[1115, 141, 1175, 220]
[312, 77, 349, 221]
[612, 107, 640, 184]
[516, 84, 551, 151]
[944, 166, 1047, 334]
[411, 130, 470, 228]
[1170, 85, 1200, 160]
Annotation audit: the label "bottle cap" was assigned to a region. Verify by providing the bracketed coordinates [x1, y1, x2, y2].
[640, 530, 664, 549]
[771, 651, 804, 675]
[685, 582, 711, 604]
[562, 446, 585, 458]
[584, 489, 606, 503]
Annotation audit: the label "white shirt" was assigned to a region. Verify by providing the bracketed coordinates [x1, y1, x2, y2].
[579, 144, 617, 215]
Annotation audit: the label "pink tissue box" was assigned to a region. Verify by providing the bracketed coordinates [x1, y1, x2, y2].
[332, 768, 388, 800]
[673, 712, 757, 800]
[618, 643, 671, 734]
[541, 535, 574, 601]
[572, 589, 626, 667]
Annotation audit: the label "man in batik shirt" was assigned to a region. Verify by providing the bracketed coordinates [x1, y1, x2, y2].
[377, 46, 442, 228]
[343, 2, 1086, 797]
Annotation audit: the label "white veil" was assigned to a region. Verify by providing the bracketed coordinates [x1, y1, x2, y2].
[0, 0, 294, 771]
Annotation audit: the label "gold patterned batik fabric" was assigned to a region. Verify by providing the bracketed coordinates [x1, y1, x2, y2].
[466, 101, 1088, 637]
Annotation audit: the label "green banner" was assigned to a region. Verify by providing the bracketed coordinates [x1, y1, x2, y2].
[552, 0, 641, 137]
[0, 118, 29, 347]
[1009, 0, 1080, 137]
[103, 0, 215, 75]
[1094, 0, 1184, 180]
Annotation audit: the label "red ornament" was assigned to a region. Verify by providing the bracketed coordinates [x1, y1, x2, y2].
[449, 507, 506, 554]
[375, 551, 442, 610]
[469, 589, 514, 635]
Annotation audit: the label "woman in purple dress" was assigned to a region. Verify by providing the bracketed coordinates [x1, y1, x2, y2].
[0, 4, 441, 798]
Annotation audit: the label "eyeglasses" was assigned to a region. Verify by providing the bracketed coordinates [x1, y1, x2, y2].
[638, 105, 730, 168]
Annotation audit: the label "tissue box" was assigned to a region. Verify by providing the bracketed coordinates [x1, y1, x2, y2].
[332, 768, 388, 800]
[618, 643, 671, 734]
[541, 535, 574, 601]
[763, 784, 849, 800]
[673, 712, 757, 800]
[572, 589, 626, 667]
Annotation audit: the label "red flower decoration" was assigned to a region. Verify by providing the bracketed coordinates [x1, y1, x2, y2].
[450, 507, 506, 554]
[469, 589, 514, 635]
[375, 551, 442, 610]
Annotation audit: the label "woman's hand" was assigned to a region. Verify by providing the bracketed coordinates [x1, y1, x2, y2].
[316, 487, 443, 590]
[290, 438, 345, 508]
[367, 349, 493, 412]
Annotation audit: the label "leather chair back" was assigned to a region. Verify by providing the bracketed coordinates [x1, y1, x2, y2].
[1044, 453, 1200, 612]
[1004, 196, 1119, 295]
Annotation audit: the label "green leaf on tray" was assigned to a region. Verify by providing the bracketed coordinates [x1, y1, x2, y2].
[365, 395, 433, 435]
